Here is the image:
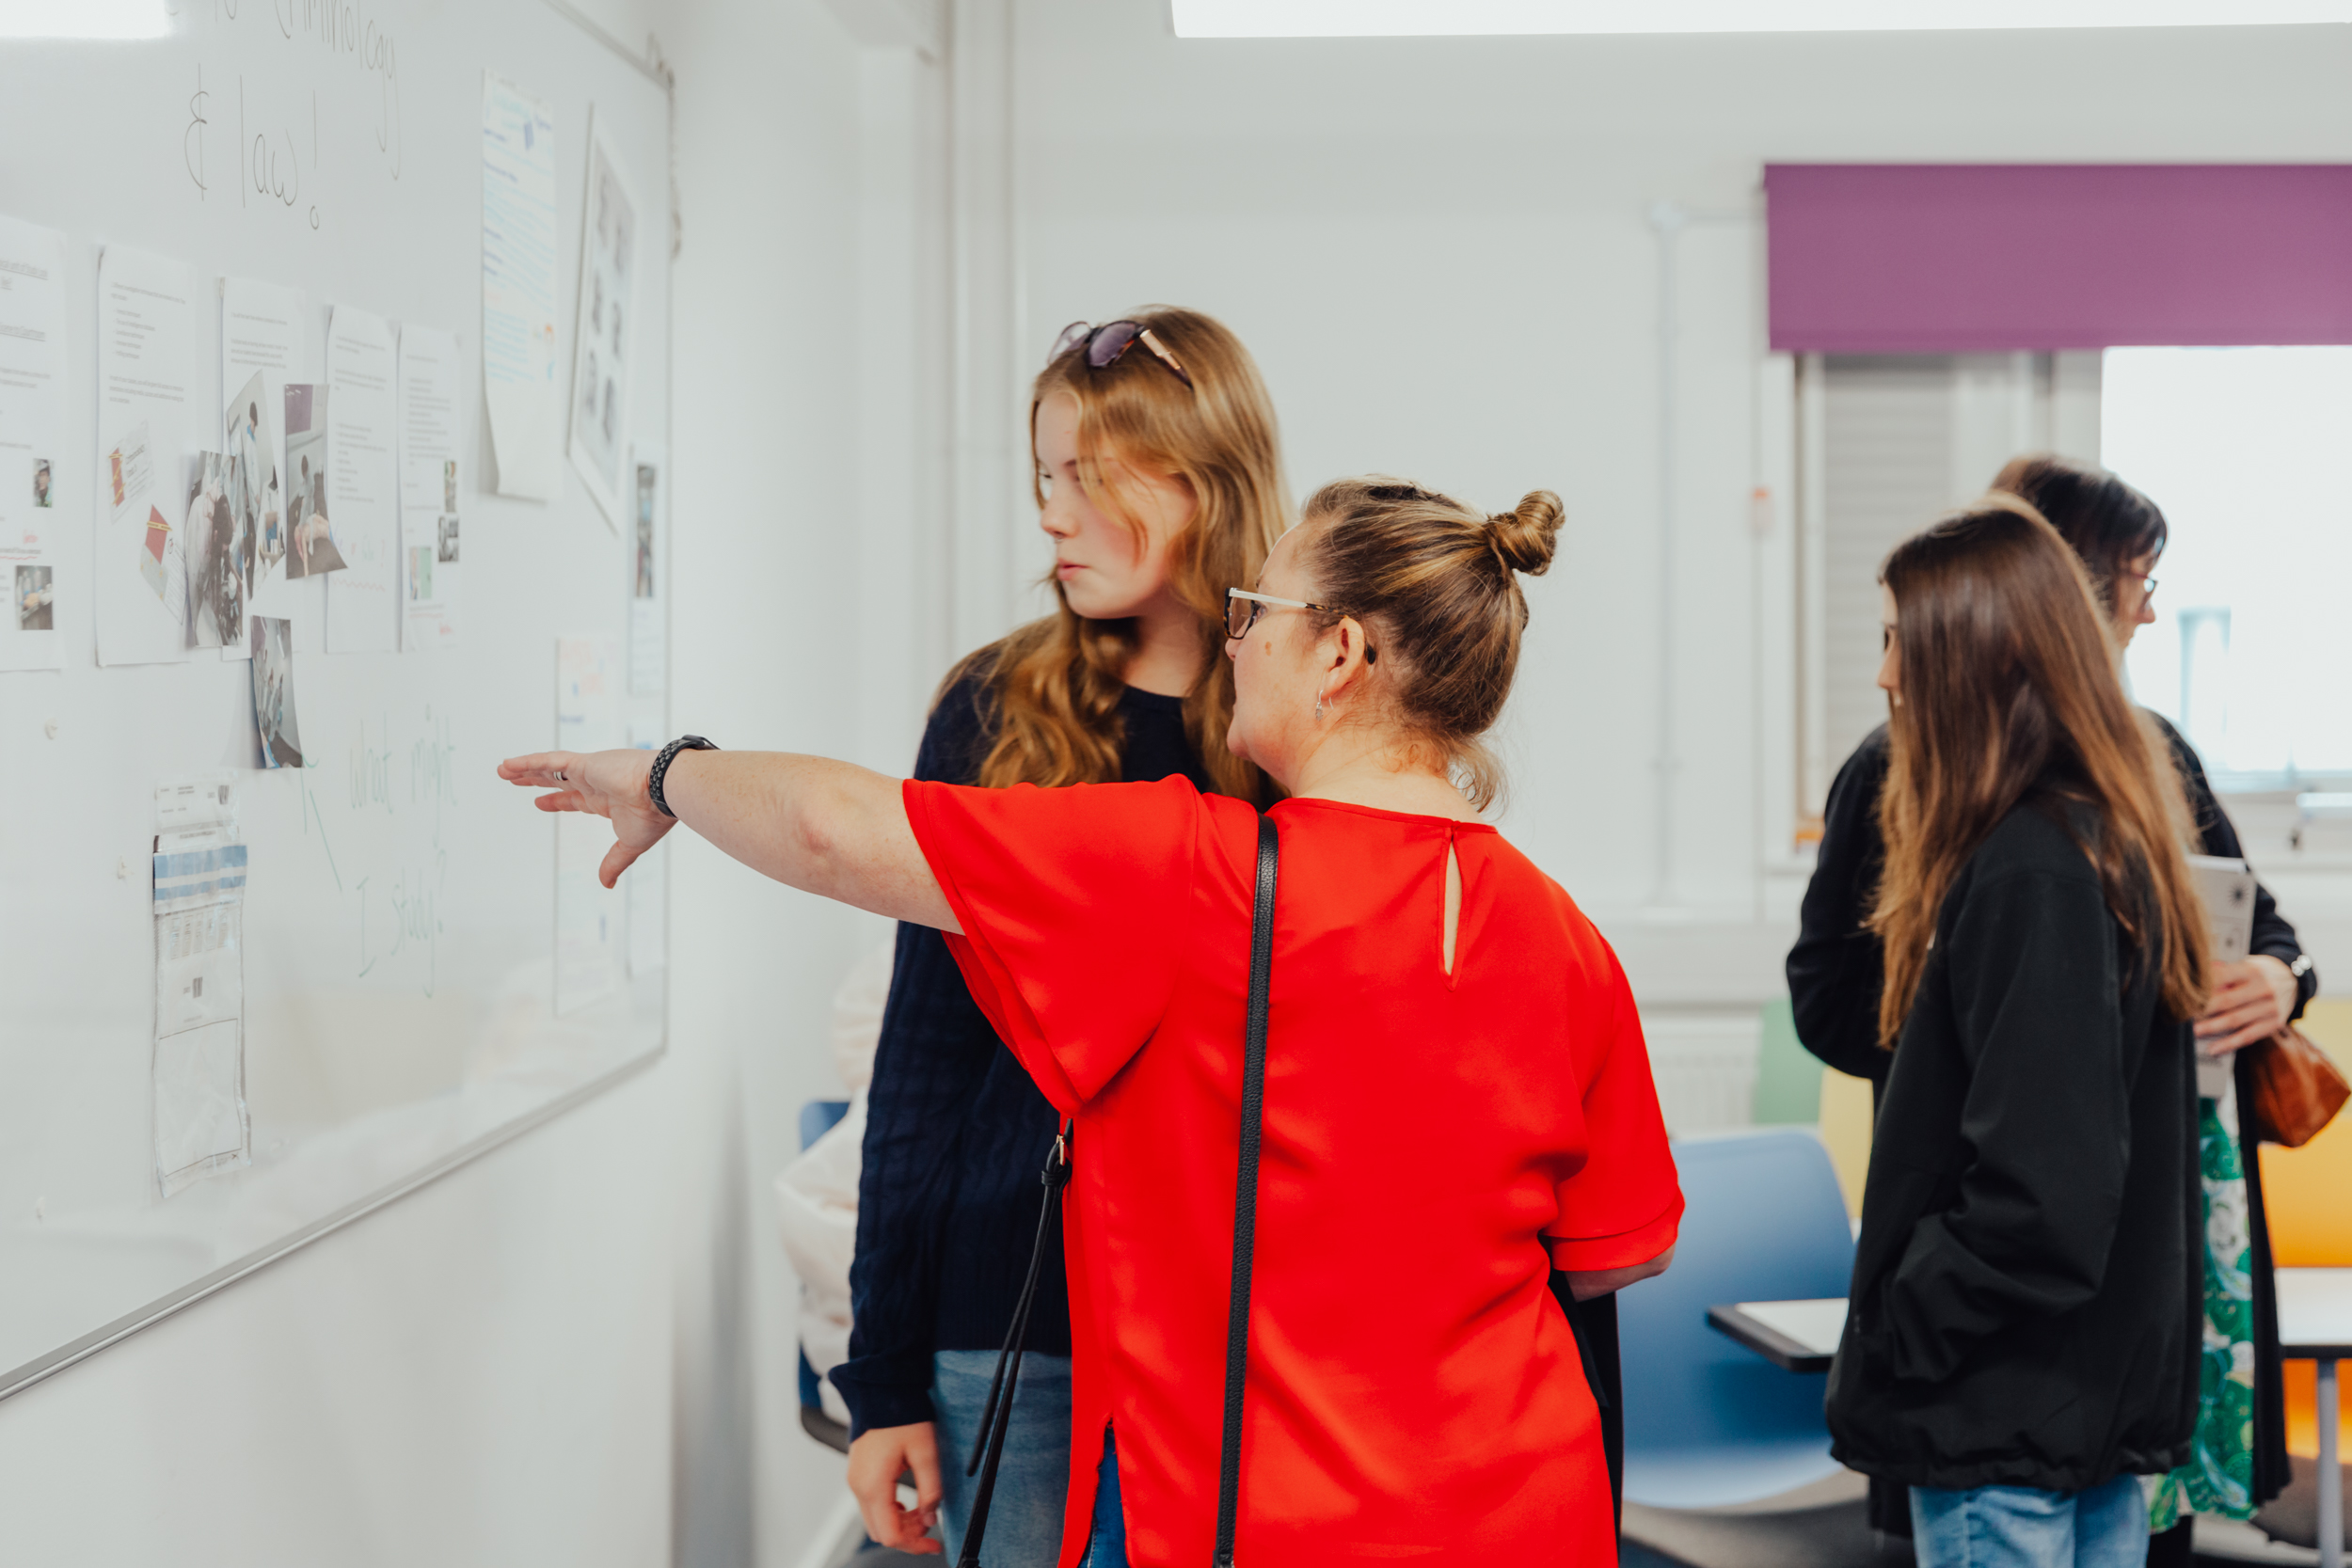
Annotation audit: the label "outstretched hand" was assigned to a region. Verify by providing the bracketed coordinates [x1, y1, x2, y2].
[498, 748, 675, 888]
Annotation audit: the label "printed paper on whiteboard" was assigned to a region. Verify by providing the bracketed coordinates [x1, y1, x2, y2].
[222, 277, 310, 631]
[325, 306, 399, 653]
[399, 325, 463, 650]
[566, 110, 640, 531]
[95, 247, 197, 667]
[482, 74, 561, 501]
[152, 776, 251, 1196]
[0, 215, 66, 673]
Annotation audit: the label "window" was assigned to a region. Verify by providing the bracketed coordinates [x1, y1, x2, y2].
[2103, 347, 2352, 788]
[1798, 352, 2103, 812]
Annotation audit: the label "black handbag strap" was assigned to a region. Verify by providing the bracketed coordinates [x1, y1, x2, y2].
[955, 1120, 1073, 1568]
[1215, 813, 1281, 1567]
[959, 815, 1279, 1568]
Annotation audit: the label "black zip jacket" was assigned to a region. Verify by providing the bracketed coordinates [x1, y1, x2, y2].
[1824, 796, 2200, 1492]
[1791, 718, 2303, 1505]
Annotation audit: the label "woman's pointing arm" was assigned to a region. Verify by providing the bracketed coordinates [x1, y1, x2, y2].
[497, 745, 961, 933]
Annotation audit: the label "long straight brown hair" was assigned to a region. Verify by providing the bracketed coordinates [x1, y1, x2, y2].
[947, 307, 1287, 802]
[1869, 497, 2209, 1045]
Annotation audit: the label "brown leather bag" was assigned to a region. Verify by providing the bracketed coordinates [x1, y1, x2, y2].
[2244, 1025, 2351, 1148]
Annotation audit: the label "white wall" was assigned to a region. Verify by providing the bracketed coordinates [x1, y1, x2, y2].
[1002, 3, 2352, 1046]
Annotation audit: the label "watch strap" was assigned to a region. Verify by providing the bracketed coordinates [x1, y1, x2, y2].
[649, 735, 717, 818]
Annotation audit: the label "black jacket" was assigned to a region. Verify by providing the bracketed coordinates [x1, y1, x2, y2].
[1823, 797, 2200, 1491]
[1791, 719, 2306, 1503]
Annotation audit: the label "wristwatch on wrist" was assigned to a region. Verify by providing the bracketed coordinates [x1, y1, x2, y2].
[649, 735, 717, 818]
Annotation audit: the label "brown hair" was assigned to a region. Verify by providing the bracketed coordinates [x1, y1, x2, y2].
[1990, 454, 2169, 613]
[1294, 478, 1564, 809]
[949, 307, 1288, 802]
[1868, 497, 2208, 1045]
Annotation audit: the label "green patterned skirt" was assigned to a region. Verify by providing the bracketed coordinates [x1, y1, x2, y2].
[2145, 1090, 2257, 1532]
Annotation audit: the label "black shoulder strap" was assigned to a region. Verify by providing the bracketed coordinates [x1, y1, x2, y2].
[1215, 813, 1281, 1567]
[955, 1120, 1073, 1568]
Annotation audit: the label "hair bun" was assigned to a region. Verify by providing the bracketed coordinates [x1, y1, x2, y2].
[1486, 491, 1564, 578]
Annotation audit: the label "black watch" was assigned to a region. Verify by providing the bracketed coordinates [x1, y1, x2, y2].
[649, 735, 717, 818]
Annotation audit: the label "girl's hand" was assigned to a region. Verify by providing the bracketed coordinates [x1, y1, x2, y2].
[2195, 956, 2298, 1055]
[846, 1422, 944, 1555]
[498, 748, 675, 888]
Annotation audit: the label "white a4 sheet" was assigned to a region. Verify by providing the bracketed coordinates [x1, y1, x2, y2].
[152, 777, 251, 1196]
[325, 306, 398, 653]
[0, 215, 66, 673]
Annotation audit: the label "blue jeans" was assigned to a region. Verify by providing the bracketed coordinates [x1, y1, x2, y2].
[1082, 1427, 1126, 1568]
[932, 1350, 1072, 1568]
[1911, 1476, 2150, 1568]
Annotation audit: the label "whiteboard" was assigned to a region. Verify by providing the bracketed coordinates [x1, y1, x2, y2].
[0, 1, 671, 1398]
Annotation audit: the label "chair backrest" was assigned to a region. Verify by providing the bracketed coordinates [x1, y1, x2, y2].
[799, 1098, 850, 1154]
[1618, 1129, 1856, 1456]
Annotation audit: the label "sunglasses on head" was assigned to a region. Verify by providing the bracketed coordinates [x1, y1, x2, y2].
[1049, 320, 1194, 390]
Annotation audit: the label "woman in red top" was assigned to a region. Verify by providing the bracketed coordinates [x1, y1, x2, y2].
[501, 477, 1683, 1566]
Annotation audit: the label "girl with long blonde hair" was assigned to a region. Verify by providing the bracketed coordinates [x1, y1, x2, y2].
[831, 309, 1287, 1561]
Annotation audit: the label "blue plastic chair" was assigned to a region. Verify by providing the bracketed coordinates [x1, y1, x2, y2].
[1616, 1128, 1857, 1509]
[797, 1099, 853, 1451]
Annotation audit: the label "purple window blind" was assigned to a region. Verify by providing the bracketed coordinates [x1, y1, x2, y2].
[1765, 164, 2352, 354]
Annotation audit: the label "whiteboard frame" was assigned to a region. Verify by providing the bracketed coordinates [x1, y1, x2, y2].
[0, 1048, 660, 1403]
[0, 0, 680, 1406]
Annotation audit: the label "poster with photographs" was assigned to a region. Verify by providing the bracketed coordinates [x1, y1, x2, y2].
[281, 385, 346, 579]
[185, 451, 247, 651]
[565, 110, 639, 532]
[0, 216, 64, 672]
[249, 616, 302, 768]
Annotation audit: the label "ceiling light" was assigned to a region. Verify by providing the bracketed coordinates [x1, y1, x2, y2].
[0, 0, 170, 40]
[1171, 0, 2352, 37]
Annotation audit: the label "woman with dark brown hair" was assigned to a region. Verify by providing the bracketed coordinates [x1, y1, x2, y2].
[1822, 499, 2208, 1567]
[833, 309, 1289, 1561]
[1791, 455, 2314, 1561]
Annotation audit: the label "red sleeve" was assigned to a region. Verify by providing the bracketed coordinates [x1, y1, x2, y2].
[902, 775, 1201, 1114]
[1544, 937, 1686, 1272]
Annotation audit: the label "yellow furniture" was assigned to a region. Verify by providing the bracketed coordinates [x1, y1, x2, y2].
[1818, 1067, 1875, 1218]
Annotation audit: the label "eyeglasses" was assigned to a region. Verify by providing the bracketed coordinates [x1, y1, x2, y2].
[1225, 588, 1326, 639]
[2125, 572, 2158, 597]
[1227, 588, 1382, 660]
[1049, 320, 1194, 390]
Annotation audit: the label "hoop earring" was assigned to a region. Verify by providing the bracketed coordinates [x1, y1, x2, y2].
[1315, 682, 1330, 721]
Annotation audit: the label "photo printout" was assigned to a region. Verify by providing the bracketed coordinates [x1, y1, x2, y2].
[222, 277, 309, 625]
[281, 384, 344, 581]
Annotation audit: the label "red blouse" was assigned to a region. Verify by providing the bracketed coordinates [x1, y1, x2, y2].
[907, 777, 1683, 1568]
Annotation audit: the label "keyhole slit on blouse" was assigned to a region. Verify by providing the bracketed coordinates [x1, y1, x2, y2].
[1441, 824, 1465, 985]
